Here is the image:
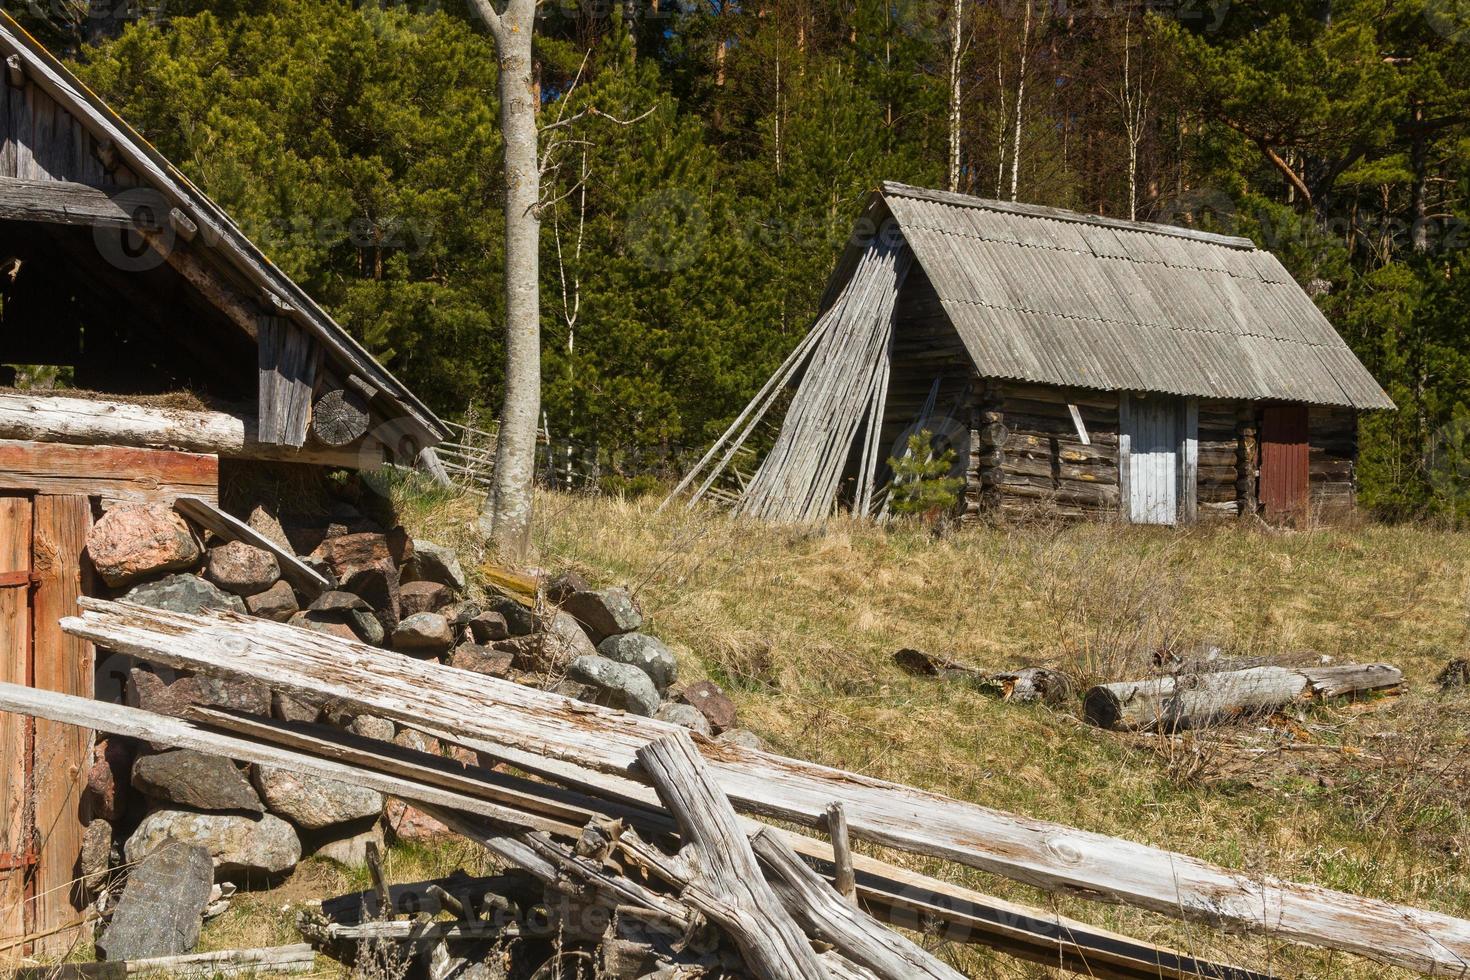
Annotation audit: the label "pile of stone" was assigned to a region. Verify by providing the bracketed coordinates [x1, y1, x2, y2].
[79, 497, 471, 925]
[79, 495, 756, 961]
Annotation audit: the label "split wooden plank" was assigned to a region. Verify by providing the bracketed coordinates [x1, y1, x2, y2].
[1084, 664, 1404, 732]
[59, 601, 1470, 977]
[172, 496, 329, 599]
[0, 440, 217, 505]
[10, 944, 316, 980]
[29, 495, 92, 957]
[0, 683, 571, 838]
[0, 493, 32, 955]
[257, 316, 318, 449]
[750, 826, 968, 980]
[638, 732, 828, 980]
[0, 393, 380, 469]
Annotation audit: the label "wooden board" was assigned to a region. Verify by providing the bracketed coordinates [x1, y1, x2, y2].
[173, 497, 329, 599]
[1260, 404, 1309, 516]
[1123, 394, 1185, 525]
[29, 495, 91, 957]
[0, 440, 217, 505]
[0, 493, 31, 956]
[257, 316, 318, 449]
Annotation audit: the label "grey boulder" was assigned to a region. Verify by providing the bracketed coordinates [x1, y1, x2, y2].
[97, 841, 213, 961]
[120, 573, 246, 615]
[654, 702, 712, 737]
[597, 632, 677, 693]
[567, 656, 660, 717]
[130, 750, 263, 814]
[252, 765, 384, 830]
[562, 587, 642, 643]
[407, 540, 467, 593]
[125, 810, 301, 880]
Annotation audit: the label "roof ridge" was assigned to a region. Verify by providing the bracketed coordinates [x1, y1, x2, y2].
[880, 181, 1258, 251]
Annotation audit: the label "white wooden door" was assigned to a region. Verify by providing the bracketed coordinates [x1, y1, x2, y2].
[1123, 395, 1185, 525]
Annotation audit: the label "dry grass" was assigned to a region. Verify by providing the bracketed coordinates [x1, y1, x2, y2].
[184, 481, 1470, 979]
[511, 491, 1467, 978]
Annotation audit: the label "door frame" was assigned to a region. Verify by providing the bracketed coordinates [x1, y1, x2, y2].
[1119, 393, 1198, 526]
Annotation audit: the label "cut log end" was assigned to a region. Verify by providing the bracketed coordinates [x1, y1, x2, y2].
[311, 389, 371, 448]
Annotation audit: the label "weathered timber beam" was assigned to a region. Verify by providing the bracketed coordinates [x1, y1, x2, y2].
[0, 438, 217, 504]
[10, 945, 316, 980]
[637, 732, 828, 980]
[0, 682, 569, 836]
[0, 175, 161, 228]
[0, 393, 382, 469]
[1085, 664, 1403, 732]
[750, 826, 968, 980]
[58, 601, 1470, 977]
[174, 497, 329, 598]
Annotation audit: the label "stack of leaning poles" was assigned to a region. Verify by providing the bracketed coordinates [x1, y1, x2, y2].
[663, 238, 912, 522]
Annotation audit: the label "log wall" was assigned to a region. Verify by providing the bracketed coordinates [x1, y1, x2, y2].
[1307, 405, 1358, 514]
[964, 381, 1122, 521]
[1196, 399, 1244, 521]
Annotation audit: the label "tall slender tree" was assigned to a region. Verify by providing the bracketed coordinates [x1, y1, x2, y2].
[469, 0, 542, 558]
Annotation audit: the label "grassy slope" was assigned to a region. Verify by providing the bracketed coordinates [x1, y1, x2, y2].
[507, 491, 1466, 978]
[208, 484, 1468, 979]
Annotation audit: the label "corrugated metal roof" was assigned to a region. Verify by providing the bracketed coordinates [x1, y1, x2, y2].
[878, 182, 1394, 410]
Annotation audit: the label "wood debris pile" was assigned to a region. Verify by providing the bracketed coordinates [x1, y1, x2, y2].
[4, 600, 1469, 979]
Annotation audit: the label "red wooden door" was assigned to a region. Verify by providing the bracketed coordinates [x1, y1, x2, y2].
[1260, 405, 1310, 515]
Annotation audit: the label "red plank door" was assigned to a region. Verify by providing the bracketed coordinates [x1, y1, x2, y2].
[1260, 404, 1310, 517]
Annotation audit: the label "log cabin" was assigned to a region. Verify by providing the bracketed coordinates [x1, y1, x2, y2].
[679, 182, 1393, 524]
[0, 14, 447, 954]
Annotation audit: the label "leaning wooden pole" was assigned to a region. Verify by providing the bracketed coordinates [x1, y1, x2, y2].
[638, 733, 828, 980]
[751, 826, 969, 980]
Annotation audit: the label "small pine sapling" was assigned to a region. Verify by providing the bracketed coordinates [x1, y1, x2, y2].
[887, 430, 963, 516]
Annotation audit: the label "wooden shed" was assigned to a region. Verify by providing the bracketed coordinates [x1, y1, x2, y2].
[0, 14, 446, 956]
[675, 182, 1393, 524]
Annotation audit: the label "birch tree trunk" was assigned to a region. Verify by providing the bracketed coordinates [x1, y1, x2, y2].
[470, 0, 541, 560]
[947, 0, 963, 193]
[1009, 0, 1032, 202]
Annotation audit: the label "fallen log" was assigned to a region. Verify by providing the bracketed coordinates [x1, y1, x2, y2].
[637, 732, 828, 980]
[1085, 664, 1404, 732]
[893, 650, 1074, 704]
[61, 602, 1468, 976]
[0, 392, 380, 468]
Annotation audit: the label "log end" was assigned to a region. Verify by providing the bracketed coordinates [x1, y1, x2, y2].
[1082, 686, 1125, 730]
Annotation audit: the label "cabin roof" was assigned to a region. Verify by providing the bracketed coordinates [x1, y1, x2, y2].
[859, 182, 1393, 410]
[0, 13, 449, 443]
